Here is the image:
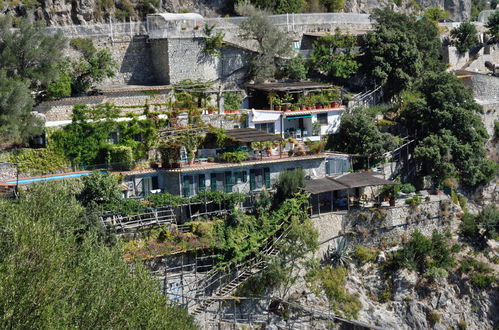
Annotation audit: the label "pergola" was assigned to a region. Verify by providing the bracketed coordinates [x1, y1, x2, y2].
[304, 172, 397, 214]
[225, 128, 282, 143]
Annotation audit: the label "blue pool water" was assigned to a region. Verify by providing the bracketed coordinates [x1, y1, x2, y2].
[3, 172, 93, 185]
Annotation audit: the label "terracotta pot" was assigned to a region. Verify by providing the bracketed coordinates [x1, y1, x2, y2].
[389, 197, 396, 206]
[275, 105, 282, 111]
[300, 106, 306, 110]
[207, 109, 214, 114]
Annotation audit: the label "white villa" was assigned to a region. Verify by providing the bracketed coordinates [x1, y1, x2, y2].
[247, 107, 345, 141]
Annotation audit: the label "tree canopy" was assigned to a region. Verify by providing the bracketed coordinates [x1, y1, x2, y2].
[0, 17, 65, 144]
[360, 9, 443, 99]
[327, 109, 397, 167]
[0, 182, 195, 329]
[450, 22, 478, 53]
[485, 10, 499, 41]
[309, 30, 360, 80]
[0, 16, 66, 89]
[400, 72, 497, 187]
[237, 3, 291, 82]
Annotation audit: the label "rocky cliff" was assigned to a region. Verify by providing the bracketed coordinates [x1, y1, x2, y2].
[3, 0, 471, 26]
[344, 0, 472, 21]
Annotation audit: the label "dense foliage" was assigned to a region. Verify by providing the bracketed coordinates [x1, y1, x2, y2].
[0, 182, 195, 329]
[460, 205, 499, 242]
[50, 103, 163, 167]
[423, 8, 450, 21]
[361, 9, 443, 98]
[400, 72, 497, 188]
[450, 22, 478, 53]
[385, 230, 458, 278]
[273, 168, 305, 206]
[327, 109, 397, 167]
[485, 10, 499, 41]
[0, 17, 65, 144]
[284, 55, 308, 80]
[310, 30, 359, 80]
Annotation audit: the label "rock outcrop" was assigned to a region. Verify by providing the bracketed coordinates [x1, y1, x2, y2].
[3, 0, 471, 26]
[344, 0, 472, 21]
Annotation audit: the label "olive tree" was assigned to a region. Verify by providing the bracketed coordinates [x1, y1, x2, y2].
[237, 3, 292, 82]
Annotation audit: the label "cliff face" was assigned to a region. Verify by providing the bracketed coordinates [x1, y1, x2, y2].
[343, 0, 472, 21]
[1, 0, 231, 25]
[3, 0, 471, 25]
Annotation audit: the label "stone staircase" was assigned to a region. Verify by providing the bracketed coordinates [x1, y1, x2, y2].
[191, 228, 287, 316]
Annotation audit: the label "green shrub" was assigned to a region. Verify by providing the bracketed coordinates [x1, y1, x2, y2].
[69, 37, 96, 58]
[378, 289, 393, 303]
[108, 145, 134, 171]
[470, 273, 496, 289]
[352, 245, 378, 263]
[400, 183, 416, 194]
[220, 150, 248, 163]
[494, 121, 499, 139]
[427, 310, 441, 324]
[458, 320, 467, 330]
[459, 213, 480, 240]
[308, 266, 362, 319]
[9, 148, 70, 175]
[46, 72, 72, 100]
[460, 257, 496, 289]
[405, 195, 422, 207]
[385, 230, 455, 274]
[423, 266, 449, 282]
[285, 55, 307, 80]
[224, 92, 242, 110]
[146, 192, 188, 208]
[189, 221, 216, 238]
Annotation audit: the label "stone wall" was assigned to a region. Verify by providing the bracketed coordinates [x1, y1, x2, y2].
[35, 89, 172, 122]
[314, 195, 460, 253]
[64, 34, 157, 86]
[151, 37, 250, 86]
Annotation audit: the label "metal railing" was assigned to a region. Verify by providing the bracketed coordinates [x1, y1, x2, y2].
[39, 13, 372, 39]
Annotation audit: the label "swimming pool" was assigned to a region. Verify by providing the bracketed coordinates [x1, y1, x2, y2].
[2, 171, 94, 185]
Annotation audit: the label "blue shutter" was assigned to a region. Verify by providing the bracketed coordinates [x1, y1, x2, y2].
[182, 176, 191, 197]
[242, 171, 248, 183]
[210, 173, 217, 191]
[224, 171, 233, 193]
[264, 168, 270, 188]
[198, 174, 206, 191]
[249, 169, 256, 190]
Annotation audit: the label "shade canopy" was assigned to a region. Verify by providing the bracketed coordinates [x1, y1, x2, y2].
[304, 172, 397, 194]
[332, 172, 397, 189]
[251, 110, 281, 123]
[225, 128, 282, 143]
[305, 177, 348, 194]
[246, 81, 332, 93]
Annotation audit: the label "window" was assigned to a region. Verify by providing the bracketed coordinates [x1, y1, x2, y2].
[255, 122, 275, 133]
[210, 173, 225, 192]
[327, 157, 350, 174]
[317, 113, 328, 125]
[198, 174, 206, 191]
[152, 176, 159, 190]
[234, 171, 247, 184]
[249, 168, 270, 190]
[182, 175, 195, 197]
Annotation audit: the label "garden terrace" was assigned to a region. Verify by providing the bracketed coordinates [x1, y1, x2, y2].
[245, 81, 342, 110]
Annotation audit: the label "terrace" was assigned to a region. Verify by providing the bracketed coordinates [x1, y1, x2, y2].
[245, 82, 345, 141]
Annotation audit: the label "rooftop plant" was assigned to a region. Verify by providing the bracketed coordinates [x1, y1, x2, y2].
[220, 150, 249, 163]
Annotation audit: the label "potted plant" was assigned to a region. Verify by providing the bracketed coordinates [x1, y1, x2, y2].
[263, 141, 274, 157]
[381, 185, 401, 206]
[207, 107, 216, 115]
